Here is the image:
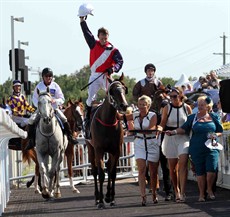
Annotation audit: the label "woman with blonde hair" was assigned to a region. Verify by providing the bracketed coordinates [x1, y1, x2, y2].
[166, 96, 223, 202]
[121, 95, 159, 206]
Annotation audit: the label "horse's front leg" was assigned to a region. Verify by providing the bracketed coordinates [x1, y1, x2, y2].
[34, 160, 41, 194]
[87, 141, 99, 205]
[97, 158, 105, 209]
[39, 160, 50, 199]
[105, 158, 111, 203]
[110, 159, 118, 206]
[53, 149, 65, 198]
[108, 154, 119, 206]
[65, 143, 80, 193]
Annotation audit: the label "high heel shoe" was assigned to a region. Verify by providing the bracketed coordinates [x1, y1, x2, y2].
[208, 194, 216, 200]
[141, 196, 147, 206]
[153, 194, 158, 204]
[179, 194, 186, 203]
[175, 192, 181, 203]
[198, 197, 206, 202]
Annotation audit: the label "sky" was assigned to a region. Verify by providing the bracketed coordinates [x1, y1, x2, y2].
[1, 0, 230, 85]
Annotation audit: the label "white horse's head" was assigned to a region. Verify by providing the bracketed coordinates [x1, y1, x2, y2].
[37, 88, 54, 124]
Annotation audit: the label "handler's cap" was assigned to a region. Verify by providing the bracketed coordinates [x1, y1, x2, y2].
[144, 63, 156, 73]
[13, 80, 22, 86]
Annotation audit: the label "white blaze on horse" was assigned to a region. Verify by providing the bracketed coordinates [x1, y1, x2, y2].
[35, 88, 67, 199]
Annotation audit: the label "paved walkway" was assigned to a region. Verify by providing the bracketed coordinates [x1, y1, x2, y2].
[2, 179, 230, 217]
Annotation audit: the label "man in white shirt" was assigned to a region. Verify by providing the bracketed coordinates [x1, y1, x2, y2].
[25, 68, 78, 150]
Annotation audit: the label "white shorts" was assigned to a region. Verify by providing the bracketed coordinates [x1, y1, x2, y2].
[134, 137, 160, 163]
[162, 134, 189, 158]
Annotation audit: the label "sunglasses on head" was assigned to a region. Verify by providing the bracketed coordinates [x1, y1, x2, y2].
[170, 95, 178, 99]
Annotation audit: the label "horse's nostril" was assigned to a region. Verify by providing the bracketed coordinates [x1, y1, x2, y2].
[120, 104, 128, 111]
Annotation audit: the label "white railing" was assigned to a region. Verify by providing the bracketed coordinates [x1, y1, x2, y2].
[2, 110, 230, 216]
[0, 108, 27, 216]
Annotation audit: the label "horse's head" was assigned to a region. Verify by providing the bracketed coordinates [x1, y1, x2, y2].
[107, 73, 129, 114]
[37, 88, 54, 124]
[64, 98, 84, 132]
[152, 86, 170, 113]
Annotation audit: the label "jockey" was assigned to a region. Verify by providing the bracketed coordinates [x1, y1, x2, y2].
[80, 16, 123, 138]
[7, 80, 35, 127]
[25, 67, 78, 150]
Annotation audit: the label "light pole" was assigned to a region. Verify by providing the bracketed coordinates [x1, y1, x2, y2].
[11, 16, 24, 81]
[18, 40, 29, 49]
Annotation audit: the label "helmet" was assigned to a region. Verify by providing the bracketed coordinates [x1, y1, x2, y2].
[13, 80, 22, 86]
[144, 63, 156, 73]
[42, 67, 53, 77]
[78, 3, 94, 17]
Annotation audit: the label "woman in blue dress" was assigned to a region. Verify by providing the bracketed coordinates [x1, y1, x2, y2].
[165, 96, 223, 202]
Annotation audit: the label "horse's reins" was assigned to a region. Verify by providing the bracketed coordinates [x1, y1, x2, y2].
[80, 71, 107, 91]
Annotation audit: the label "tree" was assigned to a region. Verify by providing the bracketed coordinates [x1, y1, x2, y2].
[160, 77, 176, 87]
[0, 78, 13, 101]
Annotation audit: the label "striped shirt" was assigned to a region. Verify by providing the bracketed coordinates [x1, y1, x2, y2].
[7, 93, 35, 117]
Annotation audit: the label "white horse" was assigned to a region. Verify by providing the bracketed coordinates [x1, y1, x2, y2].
[35, 88, 67, 199]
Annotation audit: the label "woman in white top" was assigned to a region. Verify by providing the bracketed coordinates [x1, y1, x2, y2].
[157, 87, 192, 203]
[123, 95, 159, 206]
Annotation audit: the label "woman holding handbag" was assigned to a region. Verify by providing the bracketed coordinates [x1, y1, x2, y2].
[166, 96, 223, 202]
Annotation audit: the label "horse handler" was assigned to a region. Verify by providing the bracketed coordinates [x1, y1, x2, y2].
[119, 95, 160, 206]
[25, 67, 78, 150]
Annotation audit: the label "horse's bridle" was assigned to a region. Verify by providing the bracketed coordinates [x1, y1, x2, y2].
[107, 81, 127, 112]
[38, 92, 54, 124]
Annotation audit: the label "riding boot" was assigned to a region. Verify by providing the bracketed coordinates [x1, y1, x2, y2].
[84, 105, 91, 139]
[63, 122, 78, 144]
[25, 124, 36, 150]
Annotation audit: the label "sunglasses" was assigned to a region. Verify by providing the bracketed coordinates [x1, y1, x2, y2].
[170, 95, 178, 99]
[44, 75, 53, 78]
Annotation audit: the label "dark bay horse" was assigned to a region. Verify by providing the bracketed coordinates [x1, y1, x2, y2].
[86, 73, 128, 209]
[63, 98, 84, 193]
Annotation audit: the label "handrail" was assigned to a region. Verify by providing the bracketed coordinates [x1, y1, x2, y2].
[0, 108, 27, 216]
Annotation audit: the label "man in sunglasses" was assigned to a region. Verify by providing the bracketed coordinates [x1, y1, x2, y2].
[25, 67, 78, 150]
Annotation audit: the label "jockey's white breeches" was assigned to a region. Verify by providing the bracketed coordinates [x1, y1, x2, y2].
[12, 115, 29, 128]
[86, 72, 109, 106]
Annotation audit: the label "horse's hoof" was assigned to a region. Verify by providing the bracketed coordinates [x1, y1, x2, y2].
[54, 193, 62, 198]
[104, 197, 110, 203]
[42, 193, 50, 199]
[35, 189, 41, 194]
[110, 201, 116, 206]
[26, 181, 32, 188]
[95, 200, 100, 205]
[97, 203, 105, 209]
[72, 188, 80, 194]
